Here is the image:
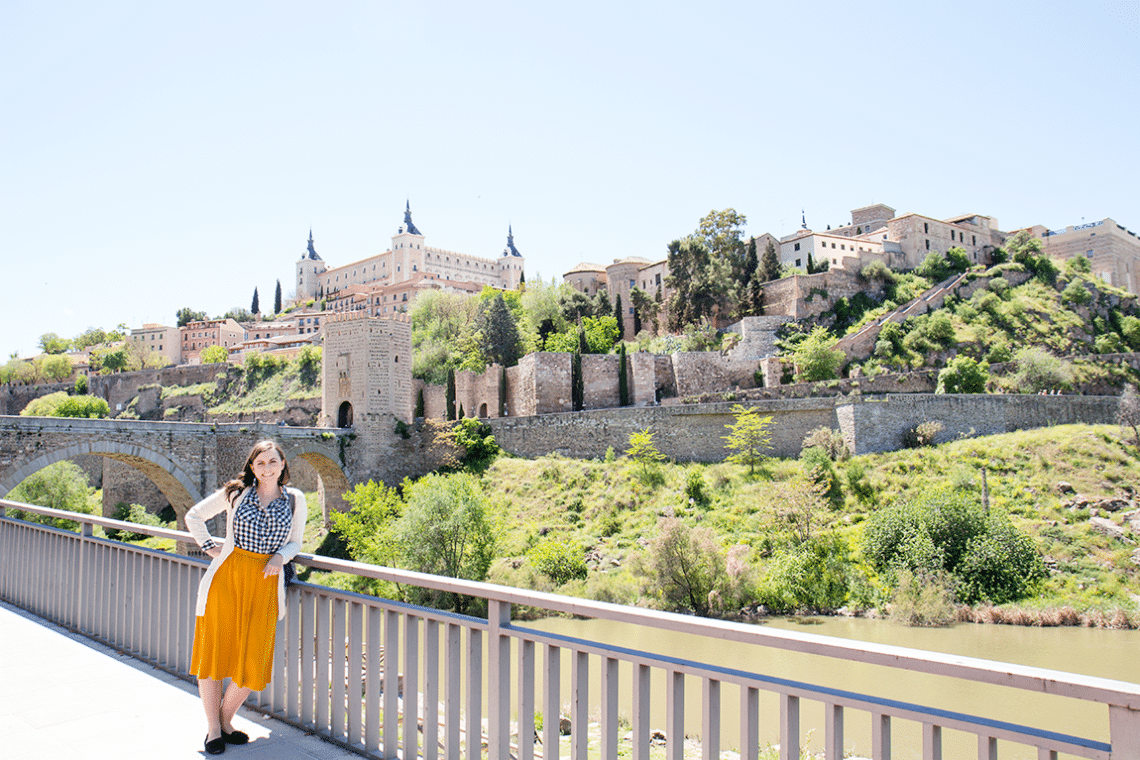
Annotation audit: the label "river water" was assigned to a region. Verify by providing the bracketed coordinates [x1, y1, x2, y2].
[520, 615, 1140, 759]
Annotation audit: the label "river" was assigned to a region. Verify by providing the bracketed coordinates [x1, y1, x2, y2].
[520, 615, 1140, 759]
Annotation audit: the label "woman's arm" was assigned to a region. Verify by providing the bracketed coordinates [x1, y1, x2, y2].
[274, 488, 308, 562]
[184, 489, 233, 551]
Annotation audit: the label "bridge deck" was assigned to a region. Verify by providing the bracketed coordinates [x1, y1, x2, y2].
[1, 601, 359, 760]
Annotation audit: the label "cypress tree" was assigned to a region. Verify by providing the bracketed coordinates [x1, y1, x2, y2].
[274, 280, 283, 314]
[251, 287, 260, 314]
[415, 387, 425, 418]
[760, 239, 780, 284]
[499, 366, 508, 416]
[614, 293, 625, 340]
[458, 403, 465, 420]
[572, 351, 584, 411]
[446, 369, 456, 421]
[618, 343, 629, 407]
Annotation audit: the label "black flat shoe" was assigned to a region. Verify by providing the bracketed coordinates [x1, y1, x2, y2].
[205, 735, 226, 755]
[222, 729, 249, 745]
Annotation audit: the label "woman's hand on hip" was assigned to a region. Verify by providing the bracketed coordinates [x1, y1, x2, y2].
[263, 554, 285, 579]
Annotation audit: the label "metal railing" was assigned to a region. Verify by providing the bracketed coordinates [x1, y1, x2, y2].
[3, 499, 1140, 760]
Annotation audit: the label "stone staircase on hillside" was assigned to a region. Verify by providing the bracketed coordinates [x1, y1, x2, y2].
[832, 269, 1032, 363]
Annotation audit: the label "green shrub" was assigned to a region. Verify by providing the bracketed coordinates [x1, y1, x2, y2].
[1012, 346, 1073, 393]
[756, 533, 858, 612]
[528, 537, 588, 585]
[799, 447, 842, 506]
[684, 469, 710, 507]
[936, 356, 988, 394]
[1061, 280, 1092, 307]
[451, 418, 500, 470]
[106, 502, 167, 541]
[890, 569, 957, 626]
[631, 517, 724, 615]
[801, 427, 848, 460]
[903, 420, 943, 448]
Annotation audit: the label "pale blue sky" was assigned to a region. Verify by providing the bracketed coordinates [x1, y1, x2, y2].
[3, 0, 1138, 359]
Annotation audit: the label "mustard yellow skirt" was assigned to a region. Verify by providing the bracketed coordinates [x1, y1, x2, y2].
[190, 547, 278, 691]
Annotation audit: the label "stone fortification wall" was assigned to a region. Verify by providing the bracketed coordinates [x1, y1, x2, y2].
[582, 354, 621, 409]
[505, 360, 535, 418]
[761, 269, 877, 320]
[838, 394, 1119, 455]
[487, 393, 1121, 462]
[724, 316, 793, 359]
[486, 398, 839, 461]
[672, 352, 758, 397]
[533, 353, 572, 414]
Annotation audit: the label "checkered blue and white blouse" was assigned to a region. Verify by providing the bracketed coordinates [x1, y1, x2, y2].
[227, 488, 293, 555]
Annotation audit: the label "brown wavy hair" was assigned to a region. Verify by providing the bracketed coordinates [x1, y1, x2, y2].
[223, 440, 291, 502]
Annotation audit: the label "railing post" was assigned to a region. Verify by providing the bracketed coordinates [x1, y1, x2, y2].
[1110, 704, 1140, 759]
[488, 600, 511, 760]
[780, 694, 800, 760]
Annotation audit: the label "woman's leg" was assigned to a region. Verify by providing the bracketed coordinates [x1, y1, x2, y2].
[198, 677, 223, 740]
[220, 682, 253, 733]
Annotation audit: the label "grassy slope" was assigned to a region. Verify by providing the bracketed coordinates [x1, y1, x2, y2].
[473, 424, 1140, 613]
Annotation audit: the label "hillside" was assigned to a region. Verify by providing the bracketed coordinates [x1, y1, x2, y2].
[312, 423, 1140, 626]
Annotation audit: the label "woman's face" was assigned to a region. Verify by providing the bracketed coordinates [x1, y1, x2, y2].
[250, 448, 284, 486]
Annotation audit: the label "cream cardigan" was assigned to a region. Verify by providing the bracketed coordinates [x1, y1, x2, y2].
[185, 485, 307, 620]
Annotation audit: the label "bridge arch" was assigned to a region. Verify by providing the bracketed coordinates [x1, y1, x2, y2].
[0, 441, 204, 523]
[279, 441, 352, 524]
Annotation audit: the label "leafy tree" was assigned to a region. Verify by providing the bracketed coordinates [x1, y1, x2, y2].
[449, 417, 499, 470]
[626, 428, 666, 480]
[545, 315, 620, 354]
[757, 532, 854, 612]
[665, 236, 734, 330]
[200, 345, 228, 364]
[274, 280, 283, 314]
[176, 308, 207, 328]
[72, 327, 116, 351]
[224, 307, 255, 323]
[74, 375, 88, 395]
[397, 473, 496, 611]
[629, 287, 658, 336]
[411, 290, 480, 384]
[936, 356, 988, 394]
[251, 287, 260, 314]
[297, 346, 321, 386]
[331, 480, 403, 568]
[41, 354, 72, 382]
[1061, 280, 1092, 307]
[39, 333, 71, 355]
[794, 326, 844, 382]
[722, 404, 773, 475]
[92, 346, 129, 374]
[635, 517, 725, 615]
[559, 288, 595, 322]
[7, 461, 96, 530]
[105, 502, 168, 541]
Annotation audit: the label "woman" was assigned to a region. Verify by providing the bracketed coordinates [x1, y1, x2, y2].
[185, 440, 307, 755]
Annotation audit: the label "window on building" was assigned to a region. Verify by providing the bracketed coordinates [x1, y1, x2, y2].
[795, 259, 802, 267]
[794, 242, 801, 251]
[924, 222, 929, 233]
[925, 239, 930, 250]
[973, 235, 976, 246]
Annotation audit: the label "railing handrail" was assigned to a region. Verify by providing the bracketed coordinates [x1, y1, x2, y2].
[5, 497, 1140, 712]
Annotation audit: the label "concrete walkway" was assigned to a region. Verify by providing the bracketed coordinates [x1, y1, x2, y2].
[0, 601, 362, 760]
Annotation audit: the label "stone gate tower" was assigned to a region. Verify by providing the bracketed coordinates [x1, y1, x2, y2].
[321, 312, 414, 481]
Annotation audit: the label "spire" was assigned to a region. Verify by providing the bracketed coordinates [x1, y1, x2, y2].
[306, 229, 322, 261]
[403, 200, 422, 235]
[503, 225, 522, 257]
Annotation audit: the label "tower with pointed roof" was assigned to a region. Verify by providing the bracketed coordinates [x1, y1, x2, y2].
[391, 202, 427, 284]
[497, 225, 525, 289]
[295, 229, 328, 302]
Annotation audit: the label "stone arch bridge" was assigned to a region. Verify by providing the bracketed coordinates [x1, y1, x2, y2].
[0, 416, 354, 525]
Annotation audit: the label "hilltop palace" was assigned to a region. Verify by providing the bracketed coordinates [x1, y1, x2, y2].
[295, 202, 524, 316]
